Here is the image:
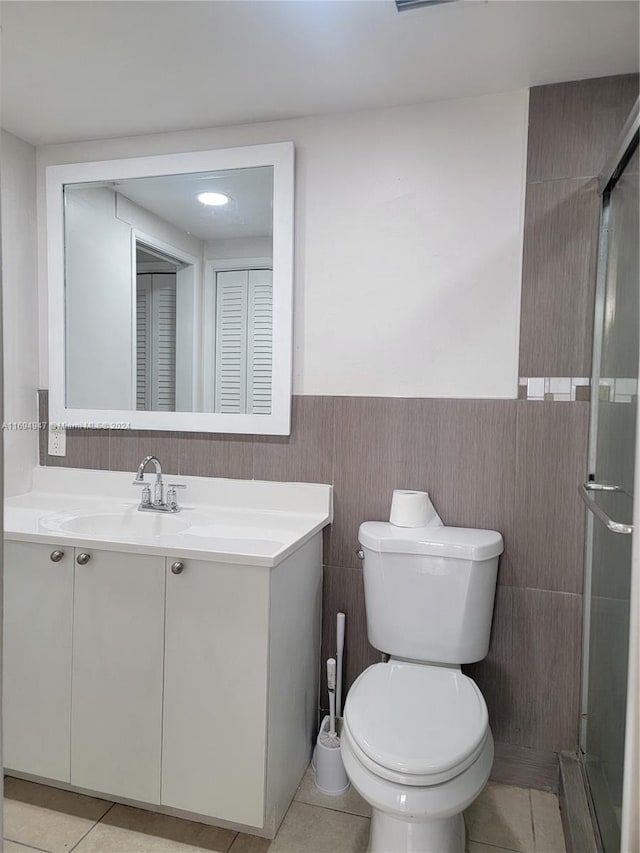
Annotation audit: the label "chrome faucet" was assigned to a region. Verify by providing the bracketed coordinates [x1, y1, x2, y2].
[133, 455, 186, 513]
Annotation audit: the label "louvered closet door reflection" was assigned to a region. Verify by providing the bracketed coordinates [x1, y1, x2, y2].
[136, 273, 177, 412]
[214, 269, 273, 414]
[136, 276, 152, 410]
[247, 269, 273, 415]
[215, 270, 248, 413]
[150, 274, 177, 411]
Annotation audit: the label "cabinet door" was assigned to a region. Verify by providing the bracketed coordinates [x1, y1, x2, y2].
[162, 558, 269, 827]
[71, 548, 165, 803]
[3, 541, 74, 781]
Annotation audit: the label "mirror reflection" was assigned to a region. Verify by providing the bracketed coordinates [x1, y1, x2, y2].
[64, 166, 274, 414]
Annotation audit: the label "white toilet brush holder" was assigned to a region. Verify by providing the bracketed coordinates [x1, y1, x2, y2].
[314, 715, 350, 795]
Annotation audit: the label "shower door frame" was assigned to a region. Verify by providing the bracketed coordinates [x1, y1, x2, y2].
[579, 97, 639, 849]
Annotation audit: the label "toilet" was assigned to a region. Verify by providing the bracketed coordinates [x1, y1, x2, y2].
[341, 521, 504, 853]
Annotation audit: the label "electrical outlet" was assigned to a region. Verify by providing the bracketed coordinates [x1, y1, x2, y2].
[48, 424, 66, 457]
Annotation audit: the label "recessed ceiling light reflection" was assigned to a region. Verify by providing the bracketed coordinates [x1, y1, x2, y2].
[197, 192, 230, 206]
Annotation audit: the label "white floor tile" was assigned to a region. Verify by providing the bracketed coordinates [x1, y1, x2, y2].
[269, 801, 369, 853]
[4, 841, 52, 853]
[71, 804, 237, 852]
[531, 789, 566, 853]
[464, 782, 535, 853]
[294, 768, 371, 818]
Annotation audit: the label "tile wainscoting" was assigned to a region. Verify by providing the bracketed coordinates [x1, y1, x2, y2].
[38, 390, 588, 772]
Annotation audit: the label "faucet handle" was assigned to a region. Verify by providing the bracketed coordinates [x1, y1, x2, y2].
[133, 479, 152, 506]
[166, 483, 186, 511]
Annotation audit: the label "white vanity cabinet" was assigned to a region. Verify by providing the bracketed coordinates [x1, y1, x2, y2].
[71, 548, 165, 803]
[3, 540, 74, 781]
[3, 531, 323, 837]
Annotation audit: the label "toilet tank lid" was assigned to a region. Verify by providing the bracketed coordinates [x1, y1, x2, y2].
[359, 521, 503, 560]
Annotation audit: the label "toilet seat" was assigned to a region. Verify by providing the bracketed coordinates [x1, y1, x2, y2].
[343, 662, 489, 787]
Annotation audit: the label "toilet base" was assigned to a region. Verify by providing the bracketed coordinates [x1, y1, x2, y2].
[368, 809, 465, 853]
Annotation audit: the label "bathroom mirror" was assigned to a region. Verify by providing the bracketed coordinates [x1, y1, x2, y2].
[46, 143, 294, 434]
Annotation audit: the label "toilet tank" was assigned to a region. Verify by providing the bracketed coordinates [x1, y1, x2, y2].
[358, 522, 503, 665]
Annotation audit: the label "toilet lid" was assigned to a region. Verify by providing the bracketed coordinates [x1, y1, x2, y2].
[344, 662, 488, 779]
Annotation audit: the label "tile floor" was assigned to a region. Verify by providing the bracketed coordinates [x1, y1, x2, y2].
[3, 769, 567, 853]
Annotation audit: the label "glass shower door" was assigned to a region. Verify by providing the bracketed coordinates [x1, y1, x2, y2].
[581, 140, 639, 853]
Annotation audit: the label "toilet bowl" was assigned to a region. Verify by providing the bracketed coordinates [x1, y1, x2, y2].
[341, 661, 494, 853]
[345, 519, 504, 853]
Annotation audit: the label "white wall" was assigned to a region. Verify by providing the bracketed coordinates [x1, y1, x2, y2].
[205, 237, 272, 261]
[65, 187, 133, 409]
[1, 131, 39, 496]
[37, 89, 529, 398]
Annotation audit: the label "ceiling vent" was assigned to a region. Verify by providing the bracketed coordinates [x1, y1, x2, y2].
[395, 0, 457, 10]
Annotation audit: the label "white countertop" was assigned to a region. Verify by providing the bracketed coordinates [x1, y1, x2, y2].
[5, 468, 333, 567]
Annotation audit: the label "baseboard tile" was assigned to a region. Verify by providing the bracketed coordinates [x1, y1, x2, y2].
[491, 742, 559, 792]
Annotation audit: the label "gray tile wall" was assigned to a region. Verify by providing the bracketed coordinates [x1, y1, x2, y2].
[36, 73, 639, 763]
[519, 74, 639, 378]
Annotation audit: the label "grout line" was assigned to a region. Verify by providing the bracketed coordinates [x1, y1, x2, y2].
[95, 800, 117, 823]
[526, 175, 599, 186]
[293, 795, 370, 820]
[529, 787, 537, 853]
[327, 395, 337, 562]
[67, 802, 116, 853]
[224, 831, 240, 853]
[467, 841, 531, 852]
[330, 395, 337, 489]
[177, 429, 184, 477]
[322, 563, 361, 573]
[251, 405, 259, 481]
[290, 799, 369, 822]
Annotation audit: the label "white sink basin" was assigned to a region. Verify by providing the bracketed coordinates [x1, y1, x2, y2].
[41, 510, 191, 539]
[38, 508, 301, 547]
[183, 522, 293, 545]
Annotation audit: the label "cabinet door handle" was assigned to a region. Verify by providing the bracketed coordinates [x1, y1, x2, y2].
[76, 553, 91, 565]
[50, 550, 65, 563]
[171, 561, 184, 575]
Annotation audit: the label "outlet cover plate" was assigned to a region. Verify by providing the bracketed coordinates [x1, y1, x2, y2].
[48, 424, 66, 457]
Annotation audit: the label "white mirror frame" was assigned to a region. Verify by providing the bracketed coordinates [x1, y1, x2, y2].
[46, 142, 294, 435]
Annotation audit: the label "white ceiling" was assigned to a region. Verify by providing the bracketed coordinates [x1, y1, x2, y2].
[1, 0, 638, 146]
[110, 167, 273, 240]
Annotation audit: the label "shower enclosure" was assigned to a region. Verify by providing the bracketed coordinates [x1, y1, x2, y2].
[580, 99, 639, 852]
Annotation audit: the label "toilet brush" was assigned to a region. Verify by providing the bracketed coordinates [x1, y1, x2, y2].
[320, 659, 340, 747]
[314, 658, 349, 794]
[312, 614, 346, 772]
